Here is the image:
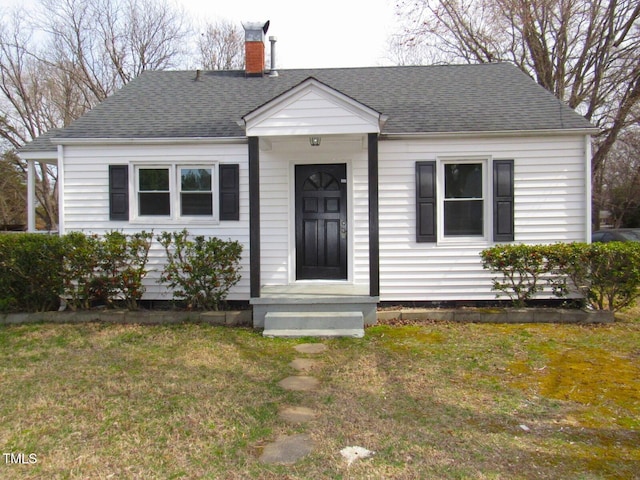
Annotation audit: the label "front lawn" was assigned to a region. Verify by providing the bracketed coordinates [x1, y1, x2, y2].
[0, 317, 638, 479]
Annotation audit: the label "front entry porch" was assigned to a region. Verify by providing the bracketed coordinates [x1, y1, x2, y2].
[242, 77, 383, 336]
[250, 284, 379, 337]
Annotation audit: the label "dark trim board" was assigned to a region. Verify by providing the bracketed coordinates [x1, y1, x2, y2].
[248, 136, 261, 298]
[368, 133, 380, 297]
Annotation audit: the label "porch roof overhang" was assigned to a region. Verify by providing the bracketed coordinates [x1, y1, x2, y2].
[241, 77, 386, 137]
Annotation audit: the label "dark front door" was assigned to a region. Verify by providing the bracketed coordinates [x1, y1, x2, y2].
[295, 164, 347, 280]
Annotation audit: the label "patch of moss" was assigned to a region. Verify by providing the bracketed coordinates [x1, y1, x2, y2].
[540, 348, 639, 427]
[369, 325, 445, 355]
[369, 325, 444, 343]
[509, 345, 640, 430]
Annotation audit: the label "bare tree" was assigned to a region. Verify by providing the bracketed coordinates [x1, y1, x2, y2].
[394, 0, 640, 228]
[0, 0, 191, 229]
[197, 20, 244, 70]
[601, 129, 640, 228]
[0, 150, 26, 229]
[39, 0, 190, 102]
[0, 11, 60, 228]
[387, 33, 437, 66]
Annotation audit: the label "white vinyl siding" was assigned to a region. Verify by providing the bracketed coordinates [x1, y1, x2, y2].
[59, 132, 588, 303]
[60, 142, 250, 300]
[378, 134, 588, 302]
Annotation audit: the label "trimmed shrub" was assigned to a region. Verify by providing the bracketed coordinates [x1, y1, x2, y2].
[62, 231, 152, 310]
[90, 231, 153, 310]
[551, 242, 640, 311]
[481, 242, 640, 311]
[0, 233, 65, 312]
[480, 244, 558, 307]
[157, 230, 243, 310]
[61, 231, 101, 310]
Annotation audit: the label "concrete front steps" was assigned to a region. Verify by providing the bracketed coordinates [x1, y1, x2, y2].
[251, 284, 378, 337]
[263, 311, 364, 338]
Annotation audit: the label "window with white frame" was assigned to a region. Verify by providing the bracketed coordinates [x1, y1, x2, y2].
[442, 160, 486, 238]
[180, 167, 213, 216]
[135, 165, 215, 219]
[138, 168, 171, 216]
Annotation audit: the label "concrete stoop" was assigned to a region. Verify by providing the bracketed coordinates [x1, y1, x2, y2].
[263, 311, 364, 338]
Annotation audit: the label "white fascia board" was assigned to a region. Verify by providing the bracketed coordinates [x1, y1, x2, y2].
[18, 151, 59, 163]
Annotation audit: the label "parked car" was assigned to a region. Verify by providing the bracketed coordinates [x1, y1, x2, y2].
[592, 229, 640, 243]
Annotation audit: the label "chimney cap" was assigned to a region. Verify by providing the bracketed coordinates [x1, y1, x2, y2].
[242, 20, 270, 41]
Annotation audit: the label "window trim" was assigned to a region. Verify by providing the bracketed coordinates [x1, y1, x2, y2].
[437, 156, 491, 244]
[132, 163, 219, 224]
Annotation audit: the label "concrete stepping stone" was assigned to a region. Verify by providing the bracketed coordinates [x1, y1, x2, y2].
[290, 358, 320, 371]
[278, 405, 319, 423]
[259, 433, 315, 464]
[294, 343, 327, 354]
[278, 375, 320, 391]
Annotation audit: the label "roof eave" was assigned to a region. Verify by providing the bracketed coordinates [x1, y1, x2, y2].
[381, 127, 599, 140]
[51, 136, 248, 146]
[18, 151, 58, 163]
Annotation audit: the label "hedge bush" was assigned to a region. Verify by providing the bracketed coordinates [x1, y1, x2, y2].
[0, 233, 65, 312]
[480, 244, 557, 307]
[481, 242, 640, 311]
[157, 229, 243, 310]
[62, 231, 152, 310]
[1, 230, 243, 313]
[549, 242, 640, 311]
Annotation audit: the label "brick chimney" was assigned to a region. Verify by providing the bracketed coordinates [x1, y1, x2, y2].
[242, 21, 270, 76]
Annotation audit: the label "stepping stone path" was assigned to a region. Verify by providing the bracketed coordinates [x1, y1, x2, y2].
[278, 406, 318, 424]
[277, 375, 319, 391]
[259, 434, 314, 465]
[289, 358, 320, 371]
[259, 343, 327, 465]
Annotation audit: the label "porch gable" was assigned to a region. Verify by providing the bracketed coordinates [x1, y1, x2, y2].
[242, 77, 383, 137]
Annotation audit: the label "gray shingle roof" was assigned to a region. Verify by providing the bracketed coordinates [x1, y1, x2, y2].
[21, 63, 593, 152]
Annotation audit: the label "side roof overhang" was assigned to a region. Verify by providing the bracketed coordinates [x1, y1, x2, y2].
[241, 77, 387, 137]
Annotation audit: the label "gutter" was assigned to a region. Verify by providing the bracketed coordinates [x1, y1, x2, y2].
[50, 137, 248, 146]
[381, 127, 599, 140]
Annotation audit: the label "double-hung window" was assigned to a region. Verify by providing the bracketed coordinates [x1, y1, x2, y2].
[443, 162, 485, 237]
[138, 168, 171, 216]
[180, 167, 213, 216]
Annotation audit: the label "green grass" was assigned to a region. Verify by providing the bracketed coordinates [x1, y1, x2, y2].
[0, 316, 638, 479]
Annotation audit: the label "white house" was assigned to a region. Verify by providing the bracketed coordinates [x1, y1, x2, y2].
[20, 22, 596, 334]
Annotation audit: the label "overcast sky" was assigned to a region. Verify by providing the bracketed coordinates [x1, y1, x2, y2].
[179, 0, 399, 69]
[1, 0, 401, 69]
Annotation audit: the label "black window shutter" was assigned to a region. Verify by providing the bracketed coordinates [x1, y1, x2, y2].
[416, 161, 437, 242]
[493, 160, 514, 242]
[219, 164, 240, 221]
[109, 165, 129, 221]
